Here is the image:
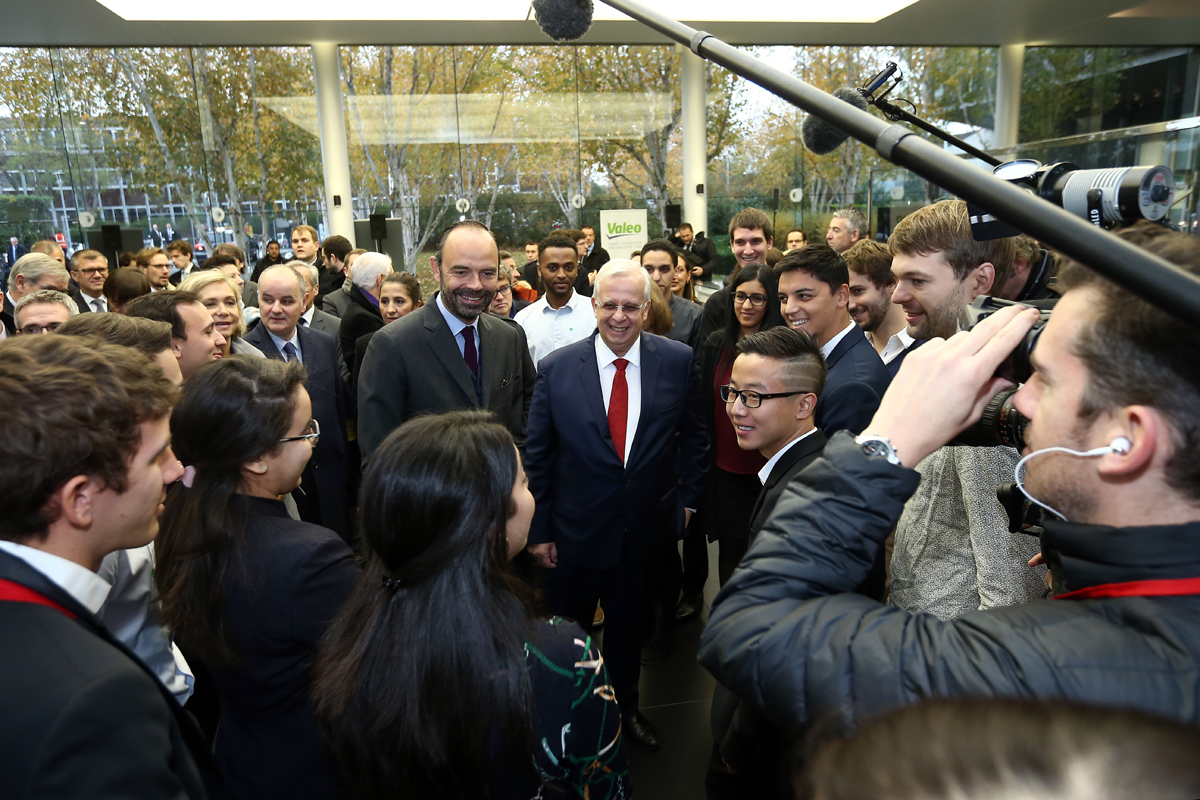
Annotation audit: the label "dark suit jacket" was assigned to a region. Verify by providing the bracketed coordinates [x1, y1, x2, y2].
[321, 287, 350, 318]
[243, 323, 350, 539]
[70, 286, 102, 314]
[574, 246, 610, 297]
[747, 430, 827, 543]
[885, 337, 925, 378]
[667, 293, 703, 349]
[338, 284, 383, 368]
[0, 550, 219, 800]
[670, 233, 720, 281]
[210, 496, 356, 800]
[306, 308, 350, 385]
[357, 297, 537, 460]
[6, 244, 27, 267]
[526, 331, 708, 570]
[0, 306, 13, 336]
[698, 285, 728, 346]
[816, 324, 892, 437]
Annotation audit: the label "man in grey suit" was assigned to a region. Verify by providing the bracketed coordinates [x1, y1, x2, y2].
[358, 221, 536, 460]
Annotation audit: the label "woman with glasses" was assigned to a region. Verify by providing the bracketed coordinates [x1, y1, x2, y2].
[156, 356, 358, 800]
[690, 264, 786, 589]
[313, 410, 630, 800]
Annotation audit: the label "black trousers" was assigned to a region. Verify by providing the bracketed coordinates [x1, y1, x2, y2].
[544, 554, 648, 715]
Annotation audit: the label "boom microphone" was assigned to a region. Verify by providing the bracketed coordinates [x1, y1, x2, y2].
[800, 87, 869, 155]
[532, 0, 595, 41]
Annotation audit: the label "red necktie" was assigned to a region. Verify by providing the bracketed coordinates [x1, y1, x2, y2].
[608, 358, 629, 463]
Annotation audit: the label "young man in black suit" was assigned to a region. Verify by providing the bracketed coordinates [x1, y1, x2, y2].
[357, 221, 536, 459]
[0, 335, 219, 800]
[775, 244, 891, 437]
[244, 264, 351, 541]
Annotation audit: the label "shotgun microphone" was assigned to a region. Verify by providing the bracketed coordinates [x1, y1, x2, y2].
[799, 87, 869, 155]
[532, 0, 595, 41]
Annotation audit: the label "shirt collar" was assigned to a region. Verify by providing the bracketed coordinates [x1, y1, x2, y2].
[595, 332, 641, 370]
[435, 292, 477, 337]
[267, 325, 301, 353]
[820, 319, 858, 359]
[301, 305, 315, 324]
[538, 289, 585, 314]
[758, 427, 820, 485]
[0, 540, 112, 614]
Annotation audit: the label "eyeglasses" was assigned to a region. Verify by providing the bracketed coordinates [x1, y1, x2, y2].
[597, 301, 648, 316]
[279, 418, 320, 446]
[733, 292, 768, 307]
[495, 285, 512, 296]
[18, 322, 64, 335]
[76, 267, 109, 277]
[720, 385, 806, 408]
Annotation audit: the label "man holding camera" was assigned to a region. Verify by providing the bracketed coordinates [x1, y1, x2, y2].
[698, 226, 1200, 734]
[886, 200, 1046, 619]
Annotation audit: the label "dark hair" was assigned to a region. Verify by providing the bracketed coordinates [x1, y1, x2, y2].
[581, 225, 595, 234]
[433, 220, 495, 267]
[198, 253, 240, 271]
[103, 267, 151, 310]
[538, 233, 578, 258]
[641, 237, 680, 264]
[680, 222, 694, 232]
[563, 228, 586, 244]
[212, 242, 245, 264]
[126, 289, 202, 340]
[166, 239, 192, 258]
[801, 698, 1200, 800]
[118, 251, 135, 268]
[766, 247, 785, 267]
[1056, 225, 1200, 503]
[775, 243, 849, 293]
[382, 271, 422, 305]
[787, 228, 806, 243]
[313, 411, 536, 800]
[722, 264, 784, 347]
[322, 234, 353, 263]
[728, 207, 774, 242]
[57, 313, 173, 358]
[843, 239, 895, 291]
[0, 335, 178, 542]
[736, 325, 826, 396]
[156, 356, 307, 664]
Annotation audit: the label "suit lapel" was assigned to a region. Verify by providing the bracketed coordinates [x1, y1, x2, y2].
[422, 302, 479, 404]
[478, 314, 500, 407]
[578, 336, 623, 466]
[824, 324, 866, 369]
[247, 326, 285, 361]
[750, 430, 828, 526]
[626, 333, 659, 468]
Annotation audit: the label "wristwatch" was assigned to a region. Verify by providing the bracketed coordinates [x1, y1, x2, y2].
[855, 433, 902, 466]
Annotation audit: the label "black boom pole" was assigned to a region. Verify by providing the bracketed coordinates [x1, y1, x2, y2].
[597, 0, 1200, 324]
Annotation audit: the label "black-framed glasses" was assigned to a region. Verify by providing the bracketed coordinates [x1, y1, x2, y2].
[733, 291, 768, 307]
[18, 322, 64, 335]
[279, 418, 320, 446]
[75, 267, 109, 277]
[495, 285, 512, 296]
[719, 385, 805, 408]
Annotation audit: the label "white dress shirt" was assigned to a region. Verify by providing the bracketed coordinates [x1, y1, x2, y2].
[595, 334, 642, 465]
[758, 427, 820, 485]
[300, 305, 315, 326]
[267, 326, 303, 363]
[0, 540, 111, 613]
[82, 293, 109, 313]
[514, 290, 597, 365]
[880, 326, 916, 364]
[820, 319, 858, 360]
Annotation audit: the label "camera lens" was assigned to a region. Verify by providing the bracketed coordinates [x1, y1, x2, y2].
[948, 388, 1029, 449]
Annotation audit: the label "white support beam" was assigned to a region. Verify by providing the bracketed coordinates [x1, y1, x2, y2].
[995, 43, 1025, 150]
[311, 43, 356, 245]
[679, 44, 708, 237]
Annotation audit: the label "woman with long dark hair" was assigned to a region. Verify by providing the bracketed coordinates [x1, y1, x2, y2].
[313, 410, 630, 800]
[156, 356, 358, 799]
[691, 264, 786, 589]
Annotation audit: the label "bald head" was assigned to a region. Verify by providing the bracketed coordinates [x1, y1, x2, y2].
[258, 265, 309, 340]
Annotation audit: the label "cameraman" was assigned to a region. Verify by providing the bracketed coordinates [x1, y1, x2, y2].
[698, 227, 1200, 733]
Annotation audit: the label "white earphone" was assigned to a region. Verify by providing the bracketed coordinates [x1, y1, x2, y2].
[1014, 436, 1131, 521]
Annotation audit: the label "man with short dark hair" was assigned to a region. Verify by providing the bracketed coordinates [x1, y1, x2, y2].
[252, 239, 285, 282]
[166, 240, 195, 286]
[70, 249, 111, 313]
[642, 238, 702, 349]
[0, 334, 218, 799]
[775, 244, 890, 438]
[520, 240, 541, 291]
[576, 225, 610, 295]
[700, 227, 1200, 741]
[672, 222, 720, 282]
[126, 290, 226, 382]
[886, 199, 1037, 620]
[317, 234, 352, 310]
[825, 208, 868, 253]
[514, 233, 596, 365]
[358, 221, 536, 459]
[843, 239, 910, 371]
[244, 264, 351, 540]
[699, 208, 775, 344]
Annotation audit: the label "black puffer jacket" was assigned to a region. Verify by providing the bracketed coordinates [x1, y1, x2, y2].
[698, 432, 1200, 733]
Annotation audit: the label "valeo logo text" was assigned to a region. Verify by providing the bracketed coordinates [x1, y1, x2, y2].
[606, 222, 643, 235]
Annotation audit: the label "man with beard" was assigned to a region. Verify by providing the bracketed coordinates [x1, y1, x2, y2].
[515, 233, 596, 366]
[843, 239, 913, 374]
[885, 199, 1039, 620]
[357, 221, 536, 459]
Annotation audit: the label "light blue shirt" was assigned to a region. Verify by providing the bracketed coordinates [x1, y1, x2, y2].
[435, 292, 480, 358]
[267, 326, 303, 364]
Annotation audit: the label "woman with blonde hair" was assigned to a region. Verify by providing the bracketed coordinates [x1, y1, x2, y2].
[180, 270, 263, 358]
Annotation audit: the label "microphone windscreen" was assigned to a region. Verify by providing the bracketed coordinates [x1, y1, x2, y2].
[800, 87, 869, 155]
[533, 0, 594, 41]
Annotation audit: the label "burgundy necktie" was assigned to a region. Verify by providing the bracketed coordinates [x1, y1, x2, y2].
[462, 327, 479, 376]
[608, 358, 629, 463]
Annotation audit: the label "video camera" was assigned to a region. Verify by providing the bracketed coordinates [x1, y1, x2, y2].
[993, 160, 1175, 229]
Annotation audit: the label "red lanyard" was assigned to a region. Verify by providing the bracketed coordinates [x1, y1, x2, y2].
[0, 578, 76, 618]
[1054, 576, 1200, 601]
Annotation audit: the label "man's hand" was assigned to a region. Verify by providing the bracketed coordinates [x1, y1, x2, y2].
[691, 266, 703, 277]
[864, 304, 1040, 468]
[528, 542, 558, 569]
[588, 271, 597, 286]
